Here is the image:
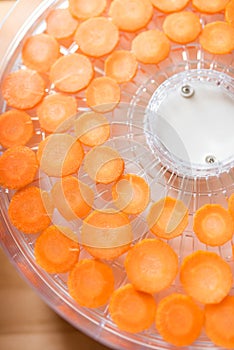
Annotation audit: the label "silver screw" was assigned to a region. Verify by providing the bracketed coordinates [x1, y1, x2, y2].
[181, 84, 194, 98]
[205, 155, 216, 164]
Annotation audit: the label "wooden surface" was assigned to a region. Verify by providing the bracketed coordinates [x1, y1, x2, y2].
[0, 3, 110, 350]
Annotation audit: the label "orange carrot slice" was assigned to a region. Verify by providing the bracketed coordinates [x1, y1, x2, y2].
[22, 34, 60, 73]
[225, 0, 234, 27]
[68, 259, 115, 308]
[125, 238, 178, 294]
[49, 53, 93, 93]
[104, 50, 138, 84]
[86, 77, 120, 113]
[109, 284, 157, 333]
[109, 0, 153, 32]
[8, 186, 52, 234]
[81, 210, 132, 260]
[131, 29, 170, 64]
[193, 204, 234, 246]
[199, 21, 234, 54]
[74, 17, 119, 57]
[228, 193, 234, 220]
[155, 293, 204, 346]
[112, 174, 150, 215]
[0, 146, 38, 189]
[46, 8, 78, 40]
[205, 295, 234, 348]
[1, 69, 45, 110]
[37, 133, 84, 177]
[69, 0, 107, 19]
[51, 176, 94, 221]
[0, 109, 33, 148]
[163, 11, 202, 44]
[151, 0, 190, 13]
[192, 0, 230, 13]
[37, 93, 77, 133]
[180, 250, 232, 304]
[147, 197, 188, 239]
[84, 145, 124, 184]
[74, 111, 110, 147]
[35, 225, 80, 273]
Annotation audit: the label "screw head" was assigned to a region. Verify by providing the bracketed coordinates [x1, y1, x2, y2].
[181, 84, 194, 98]
[205, 155, 216, 164]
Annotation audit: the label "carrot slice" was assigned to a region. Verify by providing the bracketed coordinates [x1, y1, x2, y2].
[147, 197, 188, 239]
[37, 133, 84, 177]
[112, 174, 150, 215]
[109, 284, 156, 333]
[69, 0, 107, 19]
[228, 193, 234, 220]
[151, 0, 190, 13]
[125, 238, 178, 294]
[35, 225, 80, 273]
[46, 8, 78, 40]
[37, 93, 77, 133]
[0, 146, 38, 189]
[131, 30, 170, 64]
[155, 293, 204, 346]
[22, 34, 60, 73]
[225, 0, 234, 27]
[109, 0, 153, 32]
[104, 50, 138, 84]
[205, 295, 234, 348]
[1, 69, 45, 110]
[51, 176, 94, 221]
[0, 109, 33, 148]
[74, 111, 110, 147]
[49, 53, 93, 93]
[8, 186, 51, 234]
[192, 0, 230, 14]
[180, 250, 232, 304]
[84, 145, 124, 184]
[68, 259, 115, 308]
[163, 11, 202, 44]
[74, 17, 119, 57]
[81, 210, 132, 260]
[199, 21, 234, 54]
[193, 204, 234, 247]
[86, 77, 120, 113]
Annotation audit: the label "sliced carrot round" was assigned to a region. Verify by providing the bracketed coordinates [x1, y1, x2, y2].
[68, 259, 115, 308]
[151, 0, 190, 13]
[37, 133, 84, 177]
[35, 225, 80, 273]
[205, 295, 234, 348]
[147, 197, 188, 239]
[0, 109, 33, 148]
[109, 0, 153, 32]
[51, 176, 94, 221]
[8, 186, 51, 234]
[163, 11, 202, 44]
[112, 174, 150, 215]
[131, 29, 170, 64]
[86, 77, 120, 113]
[0, 146, 38, 189]
[180, 250, 232, 304]
[74, 17, 119, 57]
[109, 284, 157, 333]
[1, 69, 45, 110]
[125, 238, 178, 294]
[104, 50, 138, 84]
[22, 34, 60, 73]
[46, 8, 78, 40]
[49, 53, 93, 93]
[199, 21, 234, 54]
[192, 0, 230, 14]
[37, 93, 77, 133]
[69, 0, 107, 19]
[84, 145, 124, 184]
[228, 193, 234, 220]
[74, 111, 110, 147]
[225, 0, 234, 27]
[193, 204, 234, 246]
[155, 293, 204, 347]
